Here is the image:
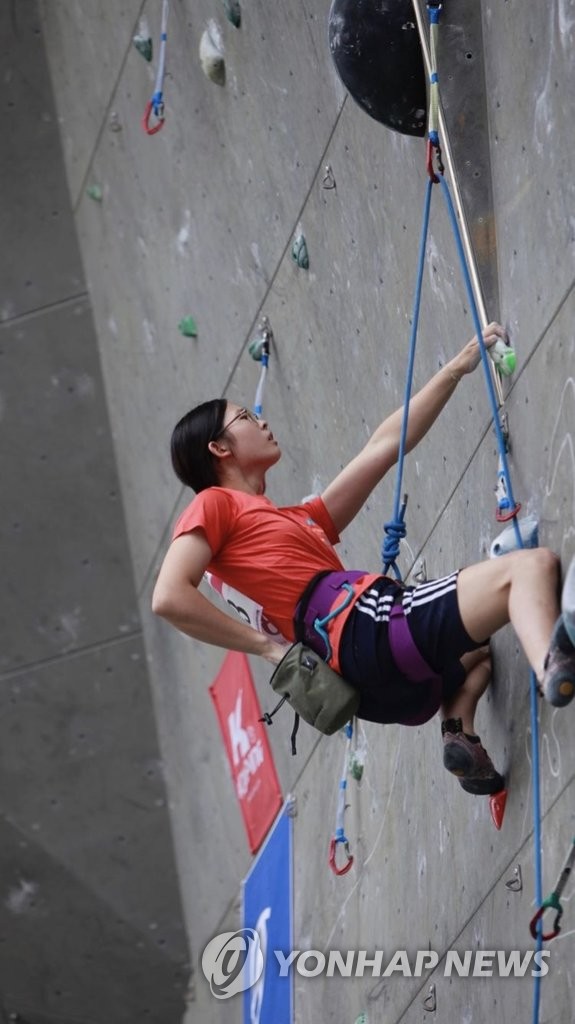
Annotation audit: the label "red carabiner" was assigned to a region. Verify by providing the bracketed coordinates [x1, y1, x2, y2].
[329, 837, 354, 877]
[426, 139, 439, 183]
[142, 99, 165, 135]
[529, 902, 563, 942]
[495, 502, 522, 524]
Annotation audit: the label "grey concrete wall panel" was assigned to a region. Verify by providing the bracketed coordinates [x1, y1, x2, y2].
[484, 0, 575, 352]
[0, 639, 188, 1023]
[49, 0, 343, 593]
[38, 0, 144, 205]
[141, 585, 319, 954]
[49, 0, 347, 588]
[396, 799, 575, 1023]
[2, 6, 189, 1021]
[0, 300, 140, 672]
[0, 2, 84, 322]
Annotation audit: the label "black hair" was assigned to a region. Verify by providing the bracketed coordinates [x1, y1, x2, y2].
[170, 398, 228, 492]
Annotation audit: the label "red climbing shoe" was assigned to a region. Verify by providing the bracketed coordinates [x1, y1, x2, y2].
[442, 718, 505, 796]
[540, 615, 575, 708]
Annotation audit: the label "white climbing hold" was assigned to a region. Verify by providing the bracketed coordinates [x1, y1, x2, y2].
[561, 553, 575, 648]
[200, 25, 226, 86]
[489, 514, 539, 558]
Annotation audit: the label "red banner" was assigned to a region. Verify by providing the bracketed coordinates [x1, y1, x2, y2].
[209, 652, 282, 852]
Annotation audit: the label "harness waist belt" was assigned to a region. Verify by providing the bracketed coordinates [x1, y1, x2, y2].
[294, 570, 368, 660]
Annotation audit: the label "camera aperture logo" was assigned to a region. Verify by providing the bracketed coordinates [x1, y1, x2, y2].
[201, 928, 264, 999]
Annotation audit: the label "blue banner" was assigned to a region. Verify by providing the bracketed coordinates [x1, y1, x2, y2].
[243, 806, 293, 1024]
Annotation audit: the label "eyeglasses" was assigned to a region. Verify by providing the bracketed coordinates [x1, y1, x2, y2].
[212, 408, 260, 441]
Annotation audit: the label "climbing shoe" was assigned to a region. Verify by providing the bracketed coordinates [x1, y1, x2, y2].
[441, 718, 505, 796]
[561, 554, 575, 649]
[540, 615, 575, 708]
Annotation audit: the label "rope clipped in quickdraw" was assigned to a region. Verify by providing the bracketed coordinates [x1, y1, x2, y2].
[412, 6, 542, 1020]
[329, 722, 355, 876]
[249, 316, 273, 417]
[530, 838, 575, 942]
[425, 1, 444, 182]
[142, 0, 169, 135]
[433, 147, 544, 1024]
[381, 172, 434, 579]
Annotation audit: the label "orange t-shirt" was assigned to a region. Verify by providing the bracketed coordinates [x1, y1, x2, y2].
[172, 488, 346, 641]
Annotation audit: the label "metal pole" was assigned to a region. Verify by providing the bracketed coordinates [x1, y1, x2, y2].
[412, 0, 504, 406]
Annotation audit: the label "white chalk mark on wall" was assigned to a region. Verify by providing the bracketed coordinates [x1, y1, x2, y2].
[325, 733, 403, 948]
[5, 879, 38, 914]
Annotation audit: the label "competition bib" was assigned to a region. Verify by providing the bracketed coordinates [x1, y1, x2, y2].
[205, 572, 290, 646]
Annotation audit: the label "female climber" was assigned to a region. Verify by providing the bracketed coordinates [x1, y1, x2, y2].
[152, 322, 575, 796]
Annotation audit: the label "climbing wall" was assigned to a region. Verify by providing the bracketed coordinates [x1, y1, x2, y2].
[0, 3, 189, 1021]
[30, 0, 575, 1021]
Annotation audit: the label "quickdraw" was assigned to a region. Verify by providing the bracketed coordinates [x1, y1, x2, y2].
[142, 1, 169, 135]
[529, 838, 575, 941]
[249, 316, 273, 417]
[329, 722, 355, 876]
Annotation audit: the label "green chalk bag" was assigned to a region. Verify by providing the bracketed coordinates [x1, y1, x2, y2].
[269, 642, 360, 735]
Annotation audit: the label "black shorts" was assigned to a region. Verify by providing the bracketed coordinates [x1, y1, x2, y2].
[338, 571, 487, 726]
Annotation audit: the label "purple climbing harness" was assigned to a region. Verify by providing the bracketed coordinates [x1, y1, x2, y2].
[294, 570, 368, 659]
[295, 572, 442, 725]
[388, 600, 443, 725]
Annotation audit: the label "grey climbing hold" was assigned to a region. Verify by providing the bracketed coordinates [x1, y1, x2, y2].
[322, 164, 336, 190]
[412, 557, 427, 583]
[222, 0, 241, 28]
[292, 233, 309, 270]
[285, 793, 297, 817]
[248, 316, 273, 361]
[200, 27, 226, 86]
[133, 35, 153, 62]
[423, 983, 436, 1012]
[108, 111, 122, 133]
[505, 864, 523, 892]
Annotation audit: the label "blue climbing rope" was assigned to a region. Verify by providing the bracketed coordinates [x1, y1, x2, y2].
[437, 171, 543, 1022]
[387, 6, 543, 1018]
[382, 178, 434, 579]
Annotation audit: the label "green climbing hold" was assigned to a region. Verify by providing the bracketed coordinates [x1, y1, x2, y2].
[133, 35, 153, 62]
[222, 0, 241, 28]
[248, 336, 266, 361]
[178, 316, 198, 338]
[349, 751, 364, 782]
[292, 233, 309, 270]
[489, 338, 516, 377]
[86, 185, 103, 202]
[354, 1014, 368, 1024]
